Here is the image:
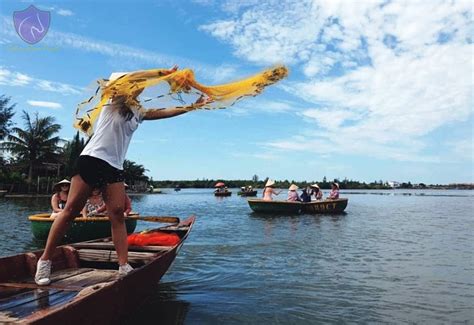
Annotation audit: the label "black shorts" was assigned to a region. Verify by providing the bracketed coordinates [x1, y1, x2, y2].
[73, 155, 124, 188]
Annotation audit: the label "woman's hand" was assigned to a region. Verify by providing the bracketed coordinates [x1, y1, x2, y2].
[163, 65, 178, 75]
[191, 94, 213, 109]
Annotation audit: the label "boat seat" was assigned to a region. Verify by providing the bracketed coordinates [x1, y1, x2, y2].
[71, 242, 173, 253]
[77, 249, 158, 264]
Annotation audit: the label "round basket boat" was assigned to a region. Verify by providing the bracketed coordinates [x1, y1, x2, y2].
[248, 198, 348, 214]
[238, 190, 258, 197]
[28, 213, 139, 243]
[214, 191, 232, 197]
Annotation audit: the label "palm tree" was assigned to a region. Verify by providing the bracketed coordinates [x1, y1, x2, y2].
[61, 131, 85, 177]
[0, 95, 15, 141]
[123, 159, 149, 186]
[2, 111, 61, 183]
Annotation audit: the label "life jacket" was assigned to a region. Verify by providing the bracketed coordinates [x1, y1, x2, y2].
[127, 231, 181, 246]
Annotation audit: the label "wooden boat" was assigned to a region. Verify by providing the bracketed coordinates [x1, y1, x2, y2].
[238, 190, 258, 197]
[29, 213, 138, 243]
[214, 191, 232, 197]
[248, 198, 348, 214]
[0, 216, 195, 324]
[303, 198, 348, 214]
[247, 199, 302, 214]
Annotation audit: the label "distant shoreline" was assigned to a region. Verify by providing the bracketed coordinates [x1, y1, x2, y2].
[3, 187, 473, 198]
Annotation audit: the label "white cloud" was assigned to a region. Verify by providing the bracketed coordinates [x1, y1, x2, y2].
[0, 67, 82, 95]
[0, 15, 239, 83]
[27, 100, 62, 109]
[56, 9, 74, 16]
[201, 0, 473, 163]
[230, 151, 279, 160]
[200, 1, 326, 65]
[0, 68, 32, 86]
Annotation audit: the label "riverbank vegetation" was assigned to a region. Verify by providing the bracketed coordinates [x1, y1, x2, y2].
[150, 177, 474, 190]
[0, 95, 149, 193]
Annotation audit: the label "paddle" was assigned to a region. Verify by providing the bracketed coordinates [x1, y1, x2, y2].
[80, 213, 180, 224]
[133, 216, 180, 224]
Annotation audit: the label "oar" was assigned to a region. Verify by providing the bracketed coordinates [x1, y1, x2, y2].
[133, 216, 180, 224]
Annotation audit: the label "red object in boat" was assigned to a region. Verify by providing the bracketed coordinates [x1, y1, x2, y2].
[214, 182, 225, 187]
[127, 231, 181, 246]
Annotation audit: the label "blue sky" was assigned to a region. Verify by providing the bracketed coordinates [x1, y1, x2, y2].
[0, 0, 472, 184]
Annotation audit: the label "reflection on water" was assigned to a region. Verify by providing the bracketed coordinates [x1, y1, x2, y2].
[1, 189, 473, 324]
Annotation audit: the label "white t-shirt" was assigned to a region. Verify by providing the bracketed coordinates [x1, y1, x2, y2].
[81, 103, 145, 170]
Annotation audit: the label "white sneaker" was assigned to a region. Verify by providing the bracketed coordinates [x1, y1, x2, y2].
[35, 259, 52, 286]
[118, 263, 133, 276]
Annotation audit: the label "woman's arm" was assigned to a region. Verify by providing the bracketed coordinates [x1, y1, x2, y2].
[143, 95, 213, 121]
[96, 202, 107, 214]
[51, 194, 62, 213]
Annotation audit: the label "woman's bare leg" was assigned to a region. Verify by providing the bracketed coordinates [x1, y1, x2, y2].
[103, 182, 128, 265]
[41, 175, 92, 260]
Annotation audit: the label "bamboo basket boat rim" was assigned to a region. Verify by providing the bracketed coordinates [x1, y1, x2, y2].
[247, 198, 348, 205]
[28, 212, 139, 222]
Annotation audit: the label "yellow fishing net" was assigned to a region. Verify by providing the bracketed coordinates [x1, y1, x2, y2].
[74, 65, 289, 136]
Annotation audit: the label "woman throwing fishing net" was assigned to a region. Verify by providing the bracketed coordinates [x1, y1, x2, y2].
[35, 64, 288, 285]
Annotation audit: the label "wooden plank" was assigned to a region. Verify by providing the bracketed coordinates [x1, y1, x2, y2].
[158, 226, 189, 232]
[0, 255, 28, 282]
[77, 249, 157, 264]
[0, 311, 20, 322]
[23, 268, 95, 284]
[0, 283, 83, 292]
[8, 290, 78, 318]
[54, 270, 118, 288]
[0, 289, 62, 312]
[0, 286, 30, 300]
[72, 242, 173, 252]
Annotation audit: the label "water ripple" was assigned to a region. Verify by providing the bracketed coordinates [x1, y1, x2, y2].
[1, 189, 473, 324]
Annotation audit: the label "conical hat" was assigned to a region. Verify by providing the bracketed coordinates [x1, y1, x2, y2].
[265, 179, 275, 187]
[53, 179, 70, 192]
[289, 184, 298, 191]
[107, 72, 128, 86]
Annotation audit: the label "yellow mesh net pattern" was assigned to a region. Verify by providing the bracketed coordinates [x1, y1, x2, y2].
[74, 65, 289, 136]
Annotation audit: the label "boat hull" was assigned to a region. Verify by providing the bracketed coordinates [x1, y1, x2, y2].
[303, 199, 348, 214]
[248, 199, 302, 214]
[238, 190, 258, 197]
[248, 198, 348, 214]
[0, 216, 195, 324]
[214, 191, 232, 197]
[29, 213, 137, 242]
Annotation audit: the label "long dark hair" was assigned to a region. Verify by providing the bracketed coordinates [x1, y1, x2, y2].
[112, 95, 135, 121]
[118, 103, 134, 121]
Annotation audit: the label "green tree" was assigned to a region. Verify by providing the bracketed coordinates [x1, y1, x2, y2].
[123, 159, 149, 185]
[0, 95, 15, 141]
[2, 111, 61, 183]
[61, 131, 85, 177]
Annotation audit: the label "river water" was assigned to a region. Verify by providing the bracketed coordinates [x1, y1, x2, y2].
[1, 189, 473, 324]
